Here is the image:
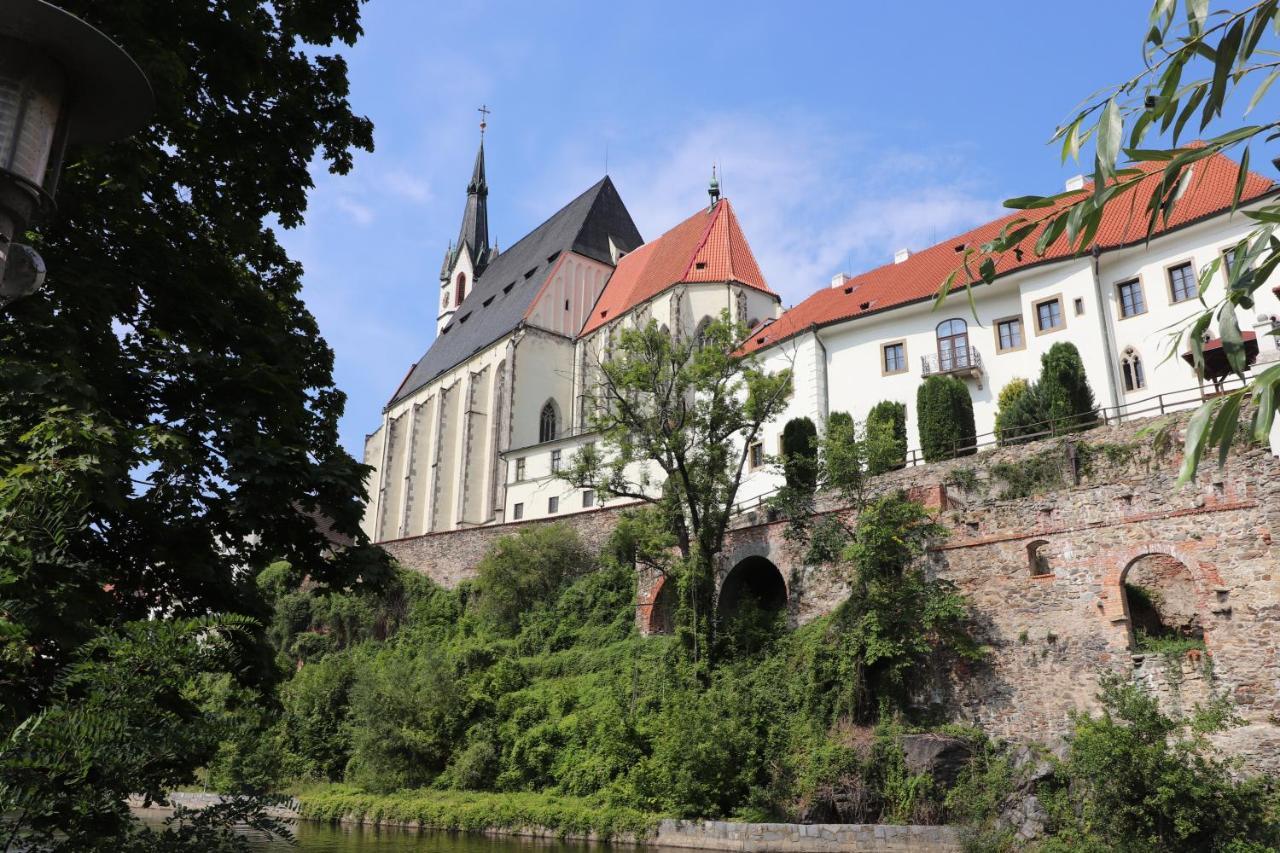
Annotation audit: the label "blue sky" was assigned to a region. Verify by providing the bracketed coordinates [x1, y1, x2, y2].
[279, 1, 1190, 458]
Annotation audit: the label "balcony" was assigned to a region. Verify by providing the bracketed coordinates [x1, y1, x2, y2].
[921, 346, 983, 381]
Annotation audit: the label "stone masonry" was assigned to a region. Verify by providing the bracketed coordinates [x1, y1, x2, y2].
[382, 411, 1280, 773]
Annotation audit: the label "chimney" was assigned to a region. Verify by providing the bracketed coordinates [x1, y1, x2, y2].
[1064, 174, 1086, 192]
[830, 272, 850, 289]
[894, 248, 912, 264]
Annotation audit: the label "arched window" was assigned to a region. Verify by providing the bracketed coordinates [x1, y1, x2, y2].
[936, 318, 970, 370]
[693, 315, 713, 349]
[1121, 346, 1145, 392]
[539, 400, 558, 443]
[455, 272, 467, 306]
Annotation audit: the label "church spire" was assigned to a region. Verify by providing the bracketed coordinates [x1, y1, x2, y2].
[456, 108, 491, 272]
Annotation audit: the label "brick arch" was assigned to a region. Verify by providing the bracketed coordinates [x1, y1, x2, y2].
[1098, 541, 1223, 634]
[645, 576, 676, 635]
[717, 554, 789, 620]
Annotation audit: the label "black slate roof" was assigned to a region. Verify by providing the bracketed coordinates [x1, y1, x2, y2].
[390, 176, 642, 405]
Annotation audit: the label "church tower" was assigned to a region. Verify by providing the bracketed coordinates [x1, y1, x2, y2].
[438, 126, 493, 334]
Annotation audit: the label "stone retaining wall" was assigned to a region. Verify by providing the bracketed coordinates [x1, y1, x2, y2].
[654, 819, 961, 853]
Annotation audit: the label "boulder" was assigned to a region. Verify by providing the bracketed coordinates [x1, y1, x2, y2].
[899, 733, 974, 787]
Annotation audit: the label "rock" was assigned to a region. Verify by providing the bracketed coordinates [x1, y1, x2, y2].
[900, 733, 974, 787]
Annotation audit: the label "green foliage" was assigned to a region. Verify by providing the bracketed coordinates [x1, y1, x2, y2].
[473, 523, 593, 635]
[988, 445, 1069, 499]
[1035, 674, 1279, 852]
[865, 401, 908, 474]
[916, 376, 977, 462]
[297, 786, 661, 839]
[994, 378, 1039, 444]
[781, 417, 819, 491]
[1039, 343, 1098, 435]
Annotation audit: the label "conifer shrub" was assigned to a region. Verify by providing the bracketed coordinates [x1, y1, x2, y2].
[780, 416, 818, 491]
[865, 400, 907, 474]
[916, 376, 976, 462]
[1039, 342, 1098, 434]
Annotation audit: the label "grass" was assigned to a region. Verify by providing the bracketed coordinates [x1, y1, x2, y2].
[295, 784, 665, 840]
[1133, 629, 1207, 657]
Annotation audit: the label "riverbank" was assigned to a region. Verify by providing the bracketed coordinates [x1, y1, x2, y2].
[134, 789, 963, 852]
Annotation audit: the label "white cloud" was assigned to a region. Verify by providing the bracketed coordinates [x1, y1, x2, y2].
[334, 195, 376, 226]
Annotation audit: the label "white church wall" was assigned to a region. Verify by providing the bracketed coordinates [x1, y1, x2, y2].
[524, 252, 615, 337]
[509, 330, 576, 450]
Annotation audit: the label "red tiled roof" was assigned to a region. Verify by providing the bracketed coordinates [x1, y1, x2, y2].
[580, 198, 774, 335]
[743, 151, 1275, 354]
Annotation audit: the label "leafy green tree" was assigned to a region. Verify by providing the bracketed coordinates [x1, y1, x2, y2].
[0, 0, 384, 845]
[916, 376, 977, 462]
[949, 0, 1280, 480]
[565, 312, 792, 672]
[473, 522, 594, 635]
[1037, 675, 1279, 852]
[865, 400, 908, 474]
[781, 417, 819, 491]
[994, 378, 1034, 444]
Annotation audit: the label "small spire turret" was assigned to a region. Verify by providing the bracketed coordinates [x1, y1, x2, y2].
[708, 164, 720, 209]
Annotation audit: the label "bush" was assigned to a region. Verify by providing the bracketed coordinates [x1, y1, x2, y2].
[473, 522, 594, 635]
[865, 400, 907, 474]
[916, 376, 976, 462]
[1039, 342, 1098, 434]
[994, 378, 1034, 444]
[780, 417, 818, 491]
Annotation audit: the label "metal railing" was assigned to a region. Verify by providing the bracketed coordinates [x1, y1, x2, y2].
[725, 373, 1257, 520]
[921, 346, 983, 377]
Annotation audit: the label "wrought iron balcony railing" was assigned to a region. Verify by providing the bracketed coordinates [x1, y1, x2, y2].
[920, 346, 983, 377]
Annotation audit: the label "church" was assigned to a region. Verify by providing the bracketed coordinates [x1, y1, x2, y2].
[362, 132, 1280, 542]
[360, 138, 780, 540]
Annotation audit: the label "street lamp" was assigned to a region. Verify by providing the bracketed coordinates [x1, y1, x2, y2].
[0, 0, 152, 306]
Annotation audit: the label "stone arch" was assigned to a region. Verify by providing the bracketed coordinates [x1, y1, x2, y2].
[1026, 539, 1051, 577]
[1120, 552, 1206, 650]
[717, 554, 788, 620]
[647, 577, 676, 636]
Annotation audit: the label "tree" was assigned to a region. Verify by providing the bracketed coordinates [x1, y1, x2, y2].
[781, 417, 819, 491]
[994, 378, 1034, 444]
[473, 523, 594, 635]
[916, 376, 977, 462]
[865, 400, 908, 474]
[565, 312, 792, 672]
[0, 0, 384, 845]
[948, 0, 1280, 481]
[1039, 342, 1098, 434]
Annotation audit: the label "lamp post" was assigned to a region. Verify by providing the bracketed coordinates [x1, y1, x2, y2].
[0, 0, 152, 306]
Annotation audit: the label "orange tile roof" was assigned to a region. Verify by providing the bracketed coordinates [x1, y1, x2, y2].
[743, 151, 1275, 354]
[580, 197, 774, 335]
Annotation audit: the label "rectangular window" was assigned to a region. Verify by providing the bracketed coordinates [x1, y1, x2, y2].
[1223, 246, 1239, 279]
[548, 496, 559, 514]
[514, 457, 526, 481]
[1035, 297, 1064, 333]
[582, 489, 595, 508]
[748, 441, 764, 470]
[550, 449, 562, 473]
[1117, 279, 1146, 318]
[1073, 297, 1085, 316]
[1168, 262, 1196, 303]
[995, 317, 1024, 352]
[513, 502, 524, 520]
[882, 342, 906, 374]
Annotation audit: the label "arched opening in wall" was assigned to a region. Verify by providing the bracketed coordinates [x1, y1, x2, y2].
[647, 579, 676, 636]
[716, 555, 787, 656]
[1121, 346, 1145, 392]
[456, 272, 467, 306]
[1121, 553, 1206, 653]
[1027, 539, 1051, 577]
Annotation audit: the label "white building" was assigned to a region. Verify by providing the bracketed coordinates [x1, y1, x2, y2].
[363, 145, 1280, 540]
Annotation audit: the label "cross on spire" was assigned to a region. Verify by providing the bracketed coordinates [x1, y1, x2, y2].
[478, 104, 490, 139]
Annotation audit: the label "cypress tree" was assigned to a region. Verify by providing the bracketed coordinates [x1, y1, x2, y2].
[865, 400, 907, 473]
[1039, 342, 1098, 434]
[916, 376, 977, 462]
[780, 416, 818, 491]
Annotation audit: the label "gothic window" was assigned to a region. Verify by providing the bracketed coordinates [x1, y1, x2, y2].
[735, 291, 748, 328]
[693, 316, 713, 349]
[539, 400, 558, 443]
[936, 318, 970, 370]
[455, 272, 467, 306]
[1121, 347, 1145, 392]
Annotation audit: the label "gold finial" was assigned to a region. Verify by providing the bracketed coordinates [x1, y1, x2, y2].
[478, 104, 490, 139]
